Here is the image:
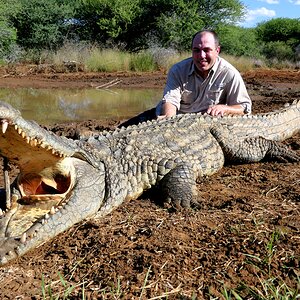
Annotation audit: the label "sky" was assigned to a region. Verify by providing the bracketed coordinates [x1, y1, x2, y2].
[239, 0, 300, 27]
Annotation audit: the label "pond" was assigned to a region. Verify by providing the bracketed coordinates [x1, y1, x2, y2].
[0, 88, 162, 124]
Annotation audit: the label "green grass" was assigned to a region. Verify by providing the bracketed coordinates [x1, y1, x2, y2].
[222, 53, 267, 72]
[41, 272, 78, 300]
[39, 228, 299, 300]
[222, 276, 300, 300]
[5, 42, 299, 73]
[41, 270, 299, 299]
[220, 229, 300, 300]
[85, 48, 131, 72]
[129, 51, 156, 72]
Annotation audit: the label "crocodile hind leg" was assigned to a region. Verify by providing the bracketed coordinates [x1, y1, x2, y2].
[225, 137, 300, 163]
[160, 164, 199, 209]
[265, 139, 300, 162]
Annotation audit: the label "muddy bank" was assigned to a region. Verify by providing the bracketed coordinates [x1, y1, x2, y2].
[0, 68, 299, 299]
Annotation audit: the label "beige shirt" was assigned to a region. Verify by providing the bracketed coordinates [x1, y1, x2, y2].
[156, 56, 252, 115]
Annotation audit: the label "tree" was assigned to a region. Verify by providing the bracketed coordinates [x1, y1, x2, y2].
[198, 0, 245, 28]
[154, 0, 202, 51]
[2, 0, 248, 52]
[78, 0, 142, 47]
[155, 0, 245, 51]
[256, 18, 300, 47]
[0, 20, 17, 59]
[73, 0, 247, 51]
[0, 0, 20, 59]
[217, 25, 261, 57]
[10, 0, 75, 50]
[256, 18, 300, 61]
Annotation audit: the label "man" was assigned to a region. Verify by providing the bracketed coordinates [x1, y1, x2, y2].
[119, 29, 251, 127]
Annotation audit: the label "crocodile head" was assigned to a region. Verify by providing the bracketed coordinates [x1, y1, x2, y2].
[0, 101, 105, 265]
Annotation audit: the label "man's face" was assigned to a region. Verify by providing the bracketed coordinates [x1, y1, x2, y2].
[192, 32, 220, 78]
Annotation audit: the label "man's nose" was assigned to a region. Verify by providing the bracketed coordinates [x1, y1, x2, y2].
[201, 49, 207, 58]
[196, 49, 206, 58]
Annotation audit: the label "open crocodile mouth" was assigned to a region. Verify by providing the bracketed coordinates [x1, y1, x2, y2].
[0, 117, 76, 237]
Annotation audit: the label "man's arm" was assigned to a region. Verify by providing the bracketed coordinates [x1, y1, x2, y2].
[222, 70, 252, 115]
[156, 62, 185, 119]
[159, 102, 177, 118]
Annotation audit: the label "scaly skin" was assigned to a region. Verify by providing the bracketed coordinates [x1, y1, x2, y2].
[0, 100, 299, 265]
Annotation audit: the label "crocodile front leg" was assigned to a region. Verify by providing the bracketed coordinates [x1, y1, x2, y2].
[160, 163, 199, 209]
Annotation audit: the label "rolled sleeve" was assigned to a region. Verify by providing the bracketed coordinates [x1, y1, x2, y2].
[160, 67, 182, 110]
[225, 73, 252, 114]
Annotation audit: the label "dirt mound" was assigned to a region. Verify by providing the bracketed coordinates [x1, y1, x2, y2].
[0, 69, 299, 299]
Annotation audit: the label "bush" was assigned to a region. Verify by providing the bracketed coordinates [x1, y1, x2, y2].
[0, 20, 17, 60]
[217, 25, 261, 58]
[52, 41, 92, 65]
[262, 41, 295, 61]
[129, 51, 155, 72]
[85, 48, 131, 72]
[256, 18, 300, 48]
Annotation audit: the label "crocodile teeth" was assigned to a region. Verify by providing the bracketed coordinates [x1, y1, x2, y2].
[1, 121, 8, 134]
[20, 233, 27, 244]
[50, 207, 56, 215]
[30, 139, 38, 147]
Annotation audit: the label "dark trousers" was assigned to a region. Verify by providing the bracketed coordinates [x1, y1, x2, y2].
[118, 107, 157, 128]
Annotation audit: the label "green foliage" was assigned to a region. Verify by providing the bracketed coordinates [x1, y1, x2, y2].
[97, 0, 141, 39]
[41, 272, 78, 300]
[0, 20, 17, 59]
[148, 0, 245, 51]
[262, 41, 295, 61]
[256, 18, 300, 62]
[85, 48, 131, 72]
[156, 0, 204, 51]
[129, 51, 155, 71]
[80, 0, 142, 46]
[0, 0, 20, 59]
[72, 0, 245, 51]
[10, 0, 75, 50]
[256, 18, 300, 47]
[0, 1, 299, 66]
[198, 0, 245, 28]
[217, 25, 261, 57]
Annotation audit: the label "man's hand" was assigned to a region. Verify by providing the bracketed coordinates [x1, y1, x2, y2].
[207, 104, 244, 116]
[157, 115, 167, 120]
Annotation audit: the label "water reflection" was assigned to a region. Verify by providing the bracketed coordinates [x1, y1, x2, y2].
[0, 88, 162, 124]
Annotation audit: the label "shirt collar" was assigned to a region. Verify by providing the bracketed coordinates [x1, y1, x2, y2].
[189, 56, 221, 77]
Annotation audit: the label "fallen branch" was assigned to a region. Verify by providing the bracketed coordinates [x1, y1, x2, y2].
[95, 78, 122, 89]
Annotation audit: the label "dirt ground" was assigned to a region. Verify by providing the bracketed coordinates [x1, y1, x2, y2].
[0, 66, 300, 299]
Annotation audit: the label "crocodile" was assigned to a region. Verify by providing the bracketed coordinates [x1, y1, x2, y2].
[0, 100, 300, 266]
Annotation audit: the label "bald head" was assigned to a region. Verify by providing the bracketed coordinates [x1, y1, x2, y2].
[191, 30, 220, 78]
[192, 30, 219, 49]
